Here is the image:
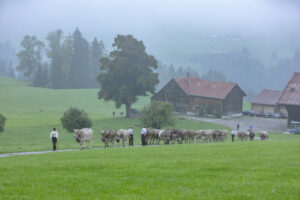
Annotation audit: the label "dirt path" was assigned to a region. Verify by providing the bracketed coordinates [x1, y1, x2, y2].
[183, 115, 287, 132]
[0, 145, 147, 158]
[0, 148, 81, 158]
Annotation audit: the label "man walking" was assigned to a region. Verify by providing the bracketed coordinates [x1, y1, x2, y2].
[128, 126, 134, 146]
[236, 123, 240, 131]
[50, 128, 59, 151]
[141, 125, 147, 146]
[231, 130, 236, 142]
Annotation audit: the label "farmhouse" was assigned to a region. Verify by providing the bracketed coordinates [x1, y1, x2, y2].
[278, 72, 300, 128]
[251, 89, 287, 114]
[151, 76, 246, 116]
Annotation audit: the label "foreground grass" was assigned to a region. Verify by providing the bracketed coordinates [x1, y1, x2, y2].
[1, 135, 300, 199]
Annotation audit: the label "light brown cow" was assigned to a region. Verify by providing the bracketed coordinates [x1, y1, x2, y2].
[258, 131, 269, 140]
[74, 128, 93, 149]
[116, 129, 129, 147]
[101, 130, 117, 148]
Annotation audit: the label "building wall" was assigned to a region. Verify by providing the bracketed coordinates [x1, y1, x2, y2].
[222, 86, 244, 115]
[252, 104, 287, 114]
[151, 80, 189, 112]
[278, 106, 288, 115]
[252, 104, 275, 113]
[252, 104, 264, 112]
[286, 105, 300, 128]
[189, 96, 222, 115]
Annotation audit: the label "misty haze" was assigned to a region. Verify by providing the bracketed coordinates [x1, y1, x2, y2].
[0, 0, 300, 199]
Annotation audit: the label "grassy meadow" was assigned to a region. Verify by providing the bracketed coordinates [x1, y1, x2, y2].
[1, 77, 300, 199]
[0, 134, 300, 199]
[0, 78, 227, 153]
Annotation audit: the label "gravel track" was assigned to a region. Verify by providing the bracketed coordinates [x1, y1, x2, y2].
[182, 115, 288, 133]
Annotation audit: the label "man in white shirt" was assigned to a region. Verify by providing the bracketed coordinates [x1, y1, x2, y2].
[50, 128, 59, 151]
[141, 125, 147, 146]
[128, 126, 134, 146]
[231, 130, 236, 142]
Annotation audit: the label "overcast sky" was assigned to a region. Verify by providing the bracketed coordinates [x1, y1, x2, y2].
[0, 0, 299, 63]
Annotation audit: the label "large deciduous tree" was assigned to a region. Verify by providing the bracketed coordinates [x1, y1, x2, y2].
[97, 34, 159, 117]
[16, 35, 44, 79]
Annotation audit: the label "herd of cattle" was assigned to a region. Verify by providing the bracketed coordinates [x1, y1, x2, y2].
[73, 128, 269, 149]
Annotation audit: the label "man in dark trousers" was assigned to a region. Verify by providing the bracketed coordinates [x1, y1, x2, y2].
[249, 130, 255, 141]
[231, 130, 236, 142]
[50, 128, 59, 151]
[128, 126, 134, 146]
[141, 125, 147, 146]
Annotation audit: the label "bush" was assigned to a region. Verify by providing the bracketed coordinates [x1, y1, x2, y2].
[140, 101, 175, 129]
[214, 111, 222, 118]
[0, 114, 6, 132]
[61, 107, 92, 133]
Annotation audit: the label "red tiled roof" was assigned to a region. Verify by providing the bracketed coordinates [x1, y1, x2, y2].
[278, 72, 300, 105]
[174, 77, 245, 99]
[251, 89, 282, 106]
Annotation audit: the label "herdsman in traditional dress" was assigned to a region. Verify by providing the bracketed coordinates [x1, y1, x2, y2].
[141, 125, 147, 146]
[128, 126, 134, 146]
[50, 128, 59, 151]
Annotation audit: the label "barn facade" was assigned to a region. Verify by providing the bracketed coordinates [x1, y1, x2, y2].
[251, 89, 287, 114]
[151, 76, 246, 116]
[278, 72, 300, 128]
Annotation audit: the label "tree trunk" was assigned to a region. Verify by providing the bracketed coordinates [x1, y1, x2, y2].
[125, 103, 131, 118]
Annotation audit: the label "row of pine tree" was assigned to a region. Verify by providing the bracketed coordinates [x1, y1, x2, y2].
[16, 28, 105, 89]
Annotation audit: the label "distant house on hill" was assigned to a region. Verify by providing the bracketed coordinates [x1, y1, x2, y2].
[151, 75, 246, 116]
[278, 72, 300, 128]
[251, 89, 287, 114]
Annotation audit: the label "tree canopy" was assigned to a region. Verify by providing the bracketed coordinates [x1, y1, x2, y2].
[16, 35, 44, 79]
[0, 113, 7, 132]
[97, 34, 159, 117]
[60, 107, 92, 133]
[140, 101, 175, 129]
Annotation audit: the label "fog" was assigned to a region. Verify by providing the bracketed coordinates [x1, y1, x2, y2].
[0, 0, 300, 95]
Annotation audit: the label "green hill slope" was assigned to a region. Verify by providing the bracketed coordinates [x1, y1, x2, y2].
[0, 78, 228, 153]
[0, 78, 150, 153]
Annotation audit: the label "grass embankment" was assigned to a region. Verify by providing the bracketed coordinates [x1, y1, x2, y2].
[0, 135, 300, 199]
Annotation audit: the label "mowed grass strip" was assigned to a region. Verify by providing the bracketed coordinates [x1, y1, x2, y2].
[0, 138, 300, 200]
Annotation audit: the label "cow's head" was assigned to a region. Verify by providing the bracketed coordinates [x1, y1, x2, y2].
[74, 129, 81, 143]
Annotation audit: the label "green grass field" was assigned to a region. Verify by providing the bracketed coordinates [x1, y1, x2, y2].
[1, 135, 299, 200]
[1, 77, 300, 199]
[0, 78, 227, 153]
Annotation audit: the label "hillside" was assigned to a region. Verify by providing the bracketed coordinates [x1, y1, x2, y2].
[0, 78, 150, 153]
[0, 78, 228, 153]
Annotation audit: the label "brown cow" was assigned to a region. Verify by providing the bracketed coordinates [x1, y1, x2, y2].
[101, 130, 117, 148]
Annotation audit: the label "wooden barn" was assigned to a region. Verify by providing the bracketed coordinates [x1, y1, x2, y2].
[151, 76, 246, 116]
[251, 89, 287, 114]
[278, 72, 300, 128]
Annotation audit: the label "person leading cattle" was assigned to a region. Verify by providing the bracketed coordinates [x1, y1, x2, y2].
[50, 128, 59, 151]
[128, 126, 134, 146]
[231, 130, 236, 142]
[141, 125, 147, 146]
